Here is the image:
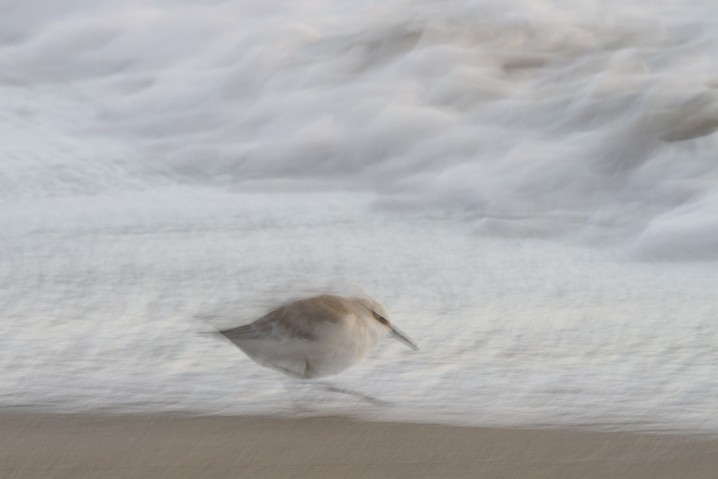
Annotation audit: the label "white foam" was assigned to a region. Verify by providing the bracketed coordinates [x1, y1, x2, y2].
[2, 0, 718, 256]
[2, 0, 718, 432]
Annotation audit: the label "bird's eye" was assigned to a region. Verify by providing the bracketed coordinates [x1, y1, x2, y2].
[372, 311, 389, 325]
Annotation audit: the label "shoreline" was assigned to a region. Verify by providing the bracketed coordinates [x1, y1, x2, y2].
[3, 414, 717, 478]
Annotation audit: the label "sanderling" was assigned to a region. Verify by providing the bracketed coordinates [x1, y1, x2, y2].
[216, 294, 418, 380]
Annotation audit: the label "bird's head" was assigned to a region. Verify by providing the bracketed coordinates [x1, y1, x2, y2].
[355, 296, 419, 351]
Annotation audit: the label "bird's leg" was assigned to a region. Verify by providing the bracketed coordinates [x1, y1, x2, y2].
[313, 382, 390, 407]
[281, 376, 313, 413]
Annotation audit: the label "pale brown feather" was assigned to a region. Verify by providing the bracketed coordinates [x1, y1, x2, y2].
[219, 295, 369, 343]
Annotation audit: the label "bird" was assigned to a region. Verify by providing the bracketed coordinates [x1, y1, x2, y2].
[215, 294, 418, 380]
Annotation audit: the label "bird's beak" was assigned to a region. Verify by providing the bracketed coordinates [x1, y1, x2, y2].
[389, 324, 419, 351]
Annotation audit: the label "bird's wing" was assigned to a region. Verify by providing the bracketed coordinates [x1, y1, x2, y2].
[218, 295, 352, 343]
[218, 321, 274, 341]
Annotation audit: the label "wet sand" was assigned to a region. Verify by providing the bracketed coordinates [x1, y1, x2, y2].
[2, 414, 717, 479]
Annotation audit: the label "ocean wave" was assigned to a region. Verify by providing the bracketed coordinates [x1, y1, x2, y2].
[1, 0, 717, 258]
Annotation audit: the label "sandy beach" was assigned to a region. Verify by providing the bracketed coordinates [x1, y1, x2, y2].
[2, 415, 717, 479]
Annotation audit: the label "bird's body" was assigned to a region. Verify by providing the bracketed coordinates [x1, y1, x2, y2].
[218, 294, 417, 379]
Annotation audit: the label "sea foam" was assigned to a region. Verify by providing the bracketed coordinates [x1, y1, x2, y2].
[2, 0, 718, 258]
[1, 0, 718, 432]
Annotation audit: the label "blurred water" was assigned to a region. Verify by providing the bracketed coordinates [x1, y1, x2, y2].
[1, 0, 717, 432]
